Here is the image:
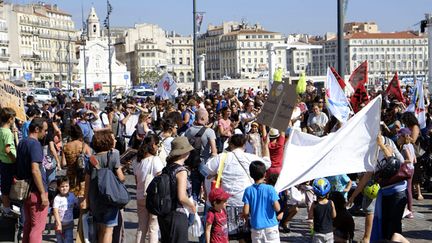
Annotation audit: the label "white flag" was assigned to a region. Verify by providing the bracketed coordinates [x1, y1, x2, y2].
[275, 96, 382, 192]
[325, 67, 350, 123]
[156, 73, 178, 100]
[416, 80, 426, 129]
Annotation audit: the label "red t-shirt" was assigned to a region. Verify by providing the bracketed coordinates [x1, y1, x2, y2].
[206, 208, 228, 243]
[268, 135, 286, 174]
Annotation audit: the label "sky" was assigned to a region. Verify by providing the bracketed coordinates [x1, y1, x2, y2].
[10, 0, 432, 36]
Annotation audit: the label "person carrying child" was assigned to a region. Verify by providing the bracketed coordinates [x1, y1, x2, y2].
[242, 161, 281, 243]
[205, 188, 230, 243]
[308, 178, 336, 243]
[53, 176, 79, 243]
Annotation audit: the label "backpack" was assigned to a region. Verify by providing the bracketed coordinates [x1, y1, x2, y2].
[146, 164, 184, 216]
[99, 111, 108, 127]
[76, 142, 87, 169]
[184, 126, 207, 169]
[89, 151, 130, 208]
[61, 109, 74, 136]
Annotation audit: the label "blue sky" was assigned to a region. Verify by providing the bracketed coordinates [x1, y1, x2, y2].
[12, 0, 432, 36]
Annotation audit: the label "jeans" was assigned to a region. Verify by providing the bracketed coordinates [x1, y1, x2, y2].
[22, 191, 49, 243]
[190, 170, 204, 202]
[381, 190, 407, 240]
[56, 226, 73, 243]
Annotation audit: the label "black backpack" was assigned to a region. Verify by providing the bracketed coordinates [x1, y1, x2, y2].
[185, 126, 207, 169]
[61, 108, 74, 136]
[146, 164, 184, 216]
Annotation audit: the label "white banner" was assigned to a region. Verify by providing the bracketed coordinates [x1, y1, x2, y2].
[156, 73, 178, 100]
[275, 96, 382, 192]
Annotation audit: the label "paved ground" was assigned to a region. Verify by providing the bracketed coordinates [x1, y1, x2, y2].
[3, 173, 428, 243]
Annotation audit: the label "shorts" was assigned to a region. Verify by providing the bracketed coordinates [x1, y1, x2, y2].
[362, 195, 375, 214]
[312, 232, 334, 243]
[93, 206, 119, 227]
[0, 162, 17, 195]
[251, 225, 280, 243]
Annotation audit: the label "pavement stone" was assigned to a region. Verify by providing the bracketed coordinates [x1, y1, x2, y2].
[35, 174, 432, 243]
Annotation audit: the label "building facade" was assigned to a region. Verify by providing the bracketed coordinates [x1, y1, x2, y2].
[4, 3, 77, 87]
[310, 31, 428, 85]
[168, 33, 193, 82]
[198, 21, 286, 80]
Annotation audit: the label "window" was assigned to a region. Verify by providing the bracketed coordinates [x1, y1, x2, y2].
[187, 57, 191, 65]
[172, 58, 175, 64]
[172, 49, 175, 54]
[179, 57, 183, 64]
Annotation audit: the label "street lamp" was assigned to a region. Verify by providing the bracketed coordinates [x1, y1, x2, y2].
[81, 5, 88, 95]
[104, 0, 113, 100]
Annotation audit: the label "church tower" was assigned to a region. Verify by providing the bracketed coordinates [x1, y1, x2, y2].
[87, 7, 100, 41]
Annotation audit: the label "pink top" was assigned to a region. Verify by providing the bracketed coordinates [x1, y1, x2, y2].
[218, 118, 232, 137]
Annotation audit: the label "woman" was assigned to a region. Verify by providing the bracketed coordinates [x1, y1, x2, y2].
[307, 104, 329, 137]
[179, 100, 196, 134]
[133, 134, 164, 243]
[41, 120, 62, 184]
[159, 119, 178, 165]
[62, 125, 92, 196]
[217, 107, 232, 152]
[83, 130, 125, 243]
[158, 136, 196, 243]
[401, 112, 423, 200]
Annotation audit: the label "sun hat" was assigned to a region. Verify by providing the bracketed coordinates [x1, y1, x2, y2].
[168, 137, 194, 157]
[269, 128, 280, 139]
[208, 188, 231, 203]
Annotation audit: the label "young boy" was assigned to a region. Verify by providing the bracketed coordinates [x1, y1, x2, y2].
[205, 187, 230, 243]
[308, 178, 337, 243]
[242, 161, 281, 243]
[53, 176, 78, 243]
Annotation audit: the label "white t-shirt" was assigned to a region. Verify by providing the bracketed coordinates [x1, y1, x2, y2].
[240, 111, 255, 133]
[53, 193, 78, 224]
[120, 113, 139, 136]
[132, 156, 164, 200]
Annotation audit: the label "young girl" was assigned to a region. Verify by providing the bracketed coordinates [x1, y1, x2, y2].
[136, 112, 153, 139]
[53, 176, 78, 243]
[245, 122, 262, 157]
[397, 128, 416, 218]
[308, 178, 336, 243]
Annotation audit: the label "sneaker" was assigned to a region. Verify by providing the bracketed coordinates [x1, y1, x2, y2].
[405, 213, 414, 219]
[279, 224, 291, 233]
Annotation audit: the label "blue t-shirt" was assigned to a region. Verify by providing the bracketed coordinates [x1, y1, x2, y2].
[16, 137, 46, 192]
[77, 121, 93, 144]
[327, 174, 351, 199]
[242, 183, 279, 230]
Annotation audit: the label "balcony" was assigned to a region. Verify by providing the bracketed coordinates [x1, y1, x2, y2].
[21, 54, 35, 60]
[0, 40, 9, 46]
[20, 29, 34, 35]
[0, 27, 8, 33]
[0, 53, 10, 60]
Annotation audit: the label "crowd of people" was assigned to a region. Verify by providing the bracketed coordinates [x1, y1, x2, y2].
[0, 81, 430, 243]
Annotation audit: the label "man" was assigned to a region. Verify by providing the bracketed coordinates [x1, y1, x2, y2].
[89, 102, 109, 130]
[204, 134, 271, 241]
[184, 108, 218, 202]
[77, 109, 94, 144]
[56, 90, 66, 109]
[120, 103, 140, 148]
[24, 95, 39, 113]
[16, 118, 49, 243]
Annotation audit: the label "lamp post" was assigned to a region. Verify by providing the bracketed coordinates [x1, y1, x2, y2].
[81, 5, 88, 95]
[193, 0, 198, 92]
[104, 0, 113, 100]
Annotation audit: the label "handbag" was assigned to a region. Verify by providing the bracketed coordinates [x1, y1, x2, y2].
[143, 156, 155, 197]
[9, 178, 31, 202]
[380, 162, 414, 187]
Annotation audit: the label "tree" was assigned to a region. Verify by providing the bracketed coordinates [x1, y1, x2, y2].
[139, 70, 161, 85]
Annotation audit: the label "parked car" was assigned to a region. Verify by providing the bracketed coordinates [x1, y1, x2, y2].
[127, 88, 155, 100]
[31, 88, 52, 103]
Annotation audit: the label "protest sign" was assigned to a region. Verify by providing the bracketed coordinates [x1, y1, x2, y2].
[0, 81, 26, 121]
[256, 80, 297, 131]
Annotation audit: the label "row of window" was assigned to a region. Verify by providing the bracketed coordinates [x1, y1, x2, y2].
[171, 49, 191, 55]
[353, 54, 426, 60]
[171, 57, 191, 65]
[245, 34, 275, 39]
[352, 46, 426, 53]
[350, 39, 426, 45]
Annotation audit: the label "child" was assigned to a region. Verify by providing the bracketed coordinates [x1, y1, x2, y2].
[330, 191, 355, 242]
[308, 178, 337, 243]
[205, 187, 230, 243]
[242, 161, 281, 243]
[326, 174, 352, 200]
[53, 176, 78, 243]
[397, 128, 415, 218]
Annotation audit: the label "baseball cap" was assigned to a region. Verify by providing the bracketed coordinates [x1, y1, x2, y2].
[208, 188, 231, 203]
[398, 128, 412, 136]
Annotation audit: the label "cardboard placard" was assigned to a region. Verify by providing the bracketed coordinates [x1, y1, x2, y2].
[0, 81, 27, 121]
[256, 81, 297, 131]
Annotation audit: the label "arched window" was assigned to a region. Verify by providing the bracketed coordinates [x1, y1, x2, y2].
[179, 72, 184, 82]
[187, 72, 192, 82]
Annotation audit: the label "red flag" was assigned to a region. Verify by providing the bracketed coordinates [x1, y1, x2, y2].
[351, 82, 369, 113]
[349, 60, 368, 90]
[330, 66, 346, 89]
[385, 72, 406, 103]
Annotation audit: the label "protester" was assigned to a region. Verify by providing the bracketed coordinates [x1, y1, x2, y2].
[205, 188, 230, 243]
[16, 117, 49, 243]
[308, 178, 336, 243]
[53, 176, 78, 243]
[133, 134, 163, 243]
[307, 104, 328, 137]
[242, 161, 281, 243]
[83, 130, 125, 243]
[157, 136, 196, 243]
[0, 108, 18, 217]
[267, 128, 286, 175]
